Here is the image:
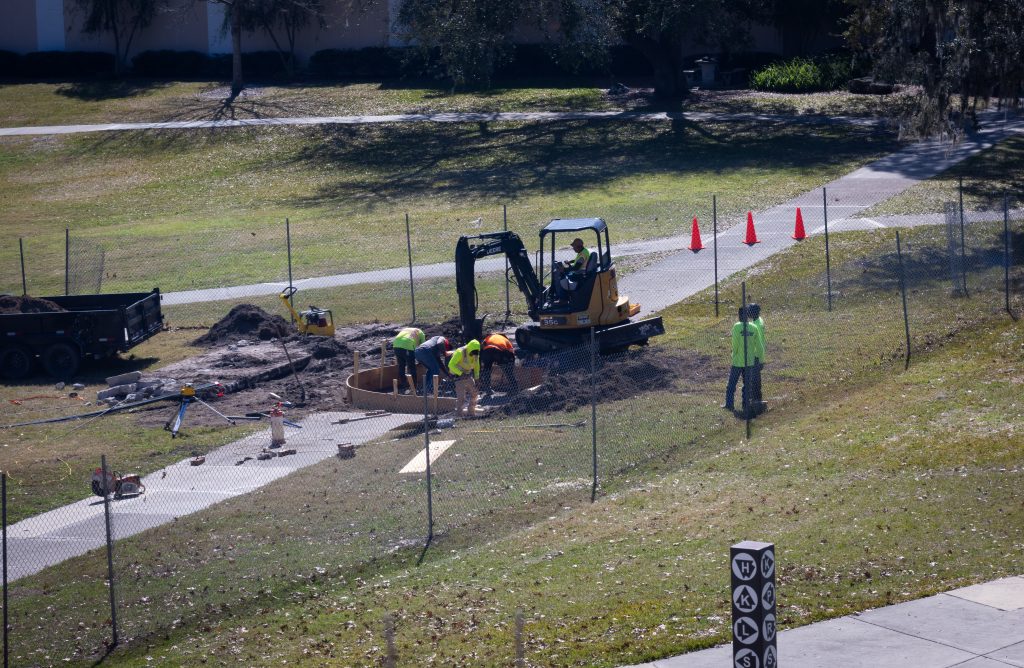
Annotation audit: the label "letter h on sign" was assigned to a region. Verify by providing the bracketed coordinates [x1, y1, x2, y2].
[731, 541, 778, 668]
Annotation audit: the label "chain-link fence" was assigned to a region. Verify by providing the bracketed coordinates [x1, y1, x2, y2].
[0, 183, 1020, 663]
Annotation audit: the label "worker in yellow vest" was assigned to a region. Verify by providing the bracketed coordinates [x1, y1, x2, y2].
[392, 327, 425, 392]
[447, 339, 481, 417]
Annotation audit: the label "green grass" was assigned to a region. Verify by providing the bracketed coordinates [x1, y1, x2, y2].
[0, 119, 900, 296]
[3, 219, 1020, 666]
[863, 134, 1024, 215]
[0, 81, 616, 127]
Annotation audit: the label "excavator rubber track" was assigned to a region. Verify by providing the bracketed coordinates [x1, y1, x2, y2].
[515, 316, 665, 354]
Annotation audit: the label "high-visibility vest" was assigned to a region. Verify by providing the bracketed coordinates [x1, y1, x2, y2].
[571, 247, 591, 271]
[448, 340, 481, 378]
[730, 321, 763, 367]
[752, 317, 766, 363]
[483, 334, 514, 355]
[393, 327, 425, 351]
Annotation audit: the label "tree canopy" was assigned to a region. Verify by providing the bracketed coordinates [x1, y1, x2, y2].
[846, 0, 1024, 138]
[394, 0, 769, 98]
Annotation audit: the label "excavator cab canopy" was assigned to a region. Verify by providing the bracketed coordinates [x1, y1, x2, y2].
[539, 218, 612, 290]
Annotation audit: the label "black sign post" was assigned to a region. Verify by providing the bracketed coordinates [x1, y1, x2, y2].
[731, 540, 777, 668]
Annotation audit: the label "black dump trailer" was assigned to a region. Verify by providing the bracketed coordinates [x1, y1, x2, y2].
[0, 289, 164, 380]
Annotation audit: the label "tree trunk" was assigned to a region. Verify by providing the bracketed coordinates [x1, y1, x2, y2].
[630, 36, 685, 100]
[231, 2, 243, 98]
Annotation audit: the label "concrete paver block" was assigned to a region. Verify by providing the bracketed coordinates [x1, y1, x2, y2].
[856, 592, 1024, 654]
[948, 576, 1024, 611]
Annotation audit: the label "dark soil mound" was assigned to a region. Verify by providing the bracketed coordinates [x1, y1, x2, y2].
[422, 316, 463, 341]
[0, 295, 65, 314]
[193, 304, 291, 346]
[501, 347, 715, 416]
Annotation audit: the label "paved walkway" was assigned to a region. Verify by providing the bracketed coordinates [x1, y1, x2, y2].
[628, 576, 1024, 668]
[4, 410, 416, 581]
[0, 109, 885, 137]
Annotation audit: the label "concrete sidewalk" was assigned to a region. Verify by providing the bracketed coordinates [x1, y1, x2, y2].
[628, 576, 1024, 668]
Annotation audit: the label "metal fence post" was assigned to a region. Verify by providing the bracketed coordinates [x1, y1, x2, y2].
[824, 188, 832, 312]
[514, 610, 525, 667]
[406, 213, 416, 323]
[896, 231, 912, 370]
[18, 239, 26, 297]
[959, 177, 969, 297]
[590, 328, 598, 502]
[100, 456, 119, 648]
[3, 472, 8, 668]
[741, 284, 751, 440]
[422, 377, 433, 542]
[1005, 195, 1016, 321]
[286, 218, 294, 321]
[65, 228, 70, 296]
[504, 205, 511, 322]
[713, 195, 720, 318]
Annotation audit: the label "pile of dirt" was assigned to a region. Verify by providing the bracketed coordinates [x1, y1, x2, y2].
[500, 347, 718, 416]
[193, 304, 291, 346]
[0, 295, 65, 314]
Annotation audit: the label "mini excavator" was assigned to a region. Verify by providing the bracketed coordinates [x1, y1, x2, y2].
[455, 218, 664, 353]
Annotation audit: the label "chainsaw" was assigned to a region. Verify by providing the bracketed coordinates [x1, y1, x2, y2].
[91, 468, 146, 499]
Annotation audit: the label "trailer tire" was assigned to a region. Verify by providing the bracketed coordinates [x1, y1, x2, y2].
[0, 346, 34, 380]
[42, 343, 80, 379]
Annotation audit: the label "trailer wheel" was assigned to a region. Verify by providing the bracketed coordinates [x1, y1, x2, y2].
[42, 343, 80, 379]
[0, 346, 33, 380]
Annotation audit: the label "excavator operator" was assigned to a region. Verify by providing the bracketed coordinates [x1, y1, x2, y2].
[554, 238, 592, 301]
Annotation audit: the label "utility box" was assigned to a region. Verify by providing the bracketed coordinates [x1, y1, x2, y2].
[695, 57, 717, 85]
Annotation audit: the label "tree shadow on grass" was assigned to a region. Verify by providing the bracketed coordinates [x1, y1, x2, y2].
[282, 118, 898, 208]
[55, 79, 175, 101]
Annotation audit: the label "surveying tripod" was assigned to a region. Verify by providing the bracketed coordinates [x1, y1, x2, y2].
[164, 383, 236, 438]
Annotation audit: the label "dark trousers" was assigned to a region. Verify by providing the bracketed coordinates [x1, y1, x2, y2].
[724, 365, 751, 409]
[481, 350, 518, 394]
[414, 348, 444, 393]
[751, 359, 763, 403]
[395, 348, 417, 389]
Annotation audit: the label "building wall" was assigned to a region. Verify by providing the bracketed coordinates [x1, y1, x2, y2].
[3, 0, 808, 67]
[0, 0, 40, 53]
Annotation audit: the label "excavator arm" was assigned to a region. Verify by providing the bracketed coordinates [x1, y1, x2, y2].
[455, 232, 544, 342]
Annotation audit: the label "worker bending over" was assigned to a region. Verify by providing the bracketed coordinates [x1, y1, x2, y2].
[480, 332, 518, 397]
[414, 335, 451, 393]
[448, 339, 481, 417]
[392, 327, 425, 393]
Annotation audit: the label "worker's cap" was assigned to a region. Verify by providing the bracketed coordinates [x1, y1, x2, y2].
[571, 238, 584, 249]
[747, 303, 760, 318]
[442, 337, 450, 351]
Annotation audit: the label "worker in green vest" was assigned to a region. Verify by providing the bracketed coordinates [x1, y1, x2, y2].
[448, 339, 481, 417]
[392, 327, 425, 392]
[723, 307, 763, 415]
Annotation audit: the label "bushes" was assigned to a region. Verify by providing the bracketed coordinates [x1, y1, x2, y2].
[131, 50, 210, 78]
[750, 54, 853, 93]
[8, 51, 116, 78]
[308, 47, 410, 79]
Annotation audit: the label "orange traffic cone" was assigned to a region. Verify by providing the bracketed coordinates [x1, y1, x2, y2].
[744, 211, 760, 246]
[792, 207, 806, 240]
[688, 216, 703, 252]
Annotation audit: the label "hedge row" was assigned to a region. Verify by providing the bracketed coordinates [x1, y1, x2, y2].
[1, 44, 654, 81]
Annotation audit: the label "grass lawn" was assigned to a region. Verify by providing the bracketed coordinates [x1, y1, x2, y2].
[0, 118, 900, 297]
[3, 219, 1020, 666]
